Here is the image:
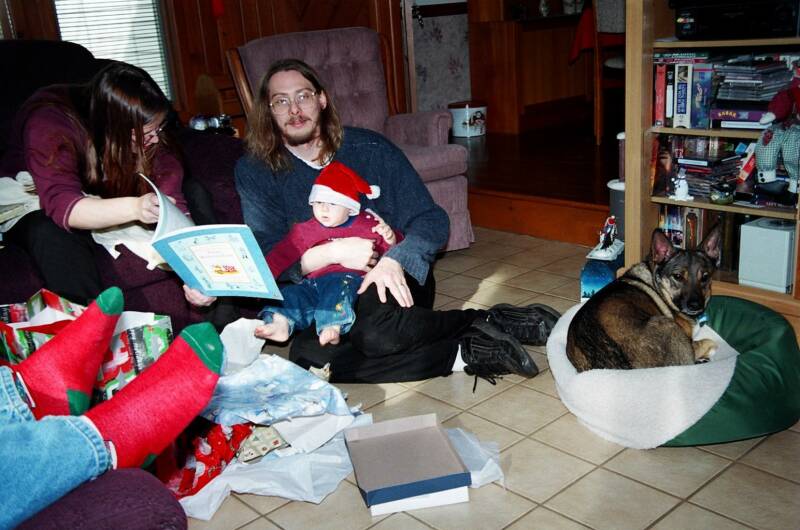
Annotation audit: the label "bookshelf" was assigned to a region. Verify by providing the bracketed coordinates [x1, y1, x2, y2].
[653, 37, 800, 49]
[624, 0, 800, 330]
[651, 127, 761, 140]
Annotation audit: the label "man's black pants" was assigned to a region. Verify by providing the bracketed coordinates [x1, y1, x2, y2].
[289, 268, 485, 383]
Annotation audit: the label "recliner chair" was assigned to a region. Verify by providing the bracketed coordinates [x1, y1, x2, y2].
[227, 26, 473, 251]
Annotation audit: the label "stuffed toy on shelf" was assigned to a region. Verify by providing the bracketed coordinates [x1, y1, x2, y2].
[755, 60, 800, 200]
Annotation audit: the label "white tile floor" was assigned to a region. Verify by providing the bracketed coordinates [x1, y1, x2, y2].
[188, 227, 800, 530]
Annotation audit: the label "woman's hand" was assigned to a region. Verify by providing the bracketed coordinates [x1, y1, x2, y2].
[183, 285, 216, 307]
[358, 256, 413, 307]
[136, 192, 160, 224]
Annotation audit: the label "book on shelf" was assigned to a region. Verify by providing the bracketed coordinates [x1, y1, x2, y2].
[737, 143, 757, 184]
[715, 120, 769, 129]
[659, 205, 685, 248]
[665, 66, 675, 127]
[139, 174, 282, 299]
[650, 134, 672, 195]
[716, 211, 739, 273]
[653, 51, 710, 64]
[683, 207, 704, 249]
[676, 153, 741, 167]
[654, 63, 667, 126]
[658, 206, 742, 270]
[673, 64, 693, 128]
[690, 64, 714, 129]
[709, 107, 768, 122]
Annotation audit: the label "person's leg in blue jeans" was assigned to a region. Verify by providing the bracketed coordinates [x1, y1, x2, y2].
[0, 321, 224, 528]
[313, 273, 361, 345]
[0, 366, 111, 529]
[257, 280, 318, 341]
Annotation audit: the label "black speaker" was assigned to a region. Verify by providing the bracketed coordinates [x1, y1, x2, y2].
[669, 0, 800, 40]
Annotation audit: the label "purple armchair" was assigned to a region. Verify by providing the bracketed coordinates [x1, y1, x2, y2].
[227, 26, 474, 251]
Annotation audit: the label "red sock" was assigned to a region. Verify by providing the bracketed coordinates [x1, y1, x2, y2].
[13, 287, 123, 418]
[86, 322, 223, 469]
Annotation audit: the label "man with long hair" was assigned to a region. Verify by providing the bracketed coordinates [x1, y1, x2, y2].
[235, 59, 560, 386]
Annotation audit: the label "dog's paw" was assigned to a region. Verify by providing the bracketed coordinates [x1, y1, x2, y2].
[693, 338, 717, 364]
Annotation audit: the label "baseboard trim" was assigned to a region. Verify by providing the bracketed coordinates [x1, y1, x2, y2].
[468, 187, 609, 246]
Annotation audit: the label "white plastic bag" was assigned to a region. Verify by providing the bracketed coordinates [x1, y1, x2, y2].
[180, 414, 373, 520]
[446, 428, 505, 488]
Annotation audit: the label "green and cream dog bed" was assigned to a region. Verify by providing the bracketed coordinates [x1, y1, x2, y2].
[547, 296, 800, 449]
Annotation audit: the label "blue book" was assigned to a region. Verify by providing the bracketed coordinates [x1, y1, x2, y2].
[140, 174, 282, 299]
[673, 63, 693, 128]
[690, 63, 714, 129]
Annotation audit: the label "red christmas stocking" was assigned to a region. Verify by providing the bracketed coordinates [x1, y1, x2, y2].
[13, 286, 123, 418]
[86, 322, 223, 469]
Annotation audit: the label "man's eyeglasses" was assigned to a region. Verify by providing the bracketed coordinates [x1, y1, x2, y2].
[269, 89, 317, 115]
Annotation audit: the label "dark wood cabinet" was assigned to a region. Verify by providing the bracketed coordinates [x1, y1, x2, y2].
[468, 0, 591, 134]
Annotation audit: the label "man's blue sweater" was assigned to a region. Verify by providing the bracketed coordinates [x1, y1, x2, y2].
[234, 127, 449, 284]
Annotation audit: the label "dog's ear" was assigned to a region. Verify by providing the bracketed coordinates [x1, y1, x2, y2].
[650, 228, 676, 264]
[700, 223, 722, 265]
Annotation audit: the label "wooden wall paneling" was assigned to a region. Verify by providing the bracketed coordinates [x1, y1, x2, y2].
[468, 0, 504, 22]
[370, 0, 407, 113]
[0, 0, 13, 38]
[7, 0, 59, 39]
[213, 1, 251, 117]
[239, 0, 273, 42]
[270, 0, 371, 32]
[520, 24, 586, 105]
[160, 2, 187, 113]
[469, 21, 521, 134]
[468, 189, 609, 246]
[402, 0, 417, 113]
[164, 0, 209, 115]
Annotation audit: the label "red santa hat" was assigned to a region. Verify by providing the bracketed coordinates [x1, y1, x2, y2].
[308, 161, 380, 215]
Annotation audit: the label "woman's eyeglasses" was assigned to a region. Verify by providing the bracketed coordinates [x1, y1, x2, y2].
[143, 121, 167, 141]
[269, 89, 317, 115]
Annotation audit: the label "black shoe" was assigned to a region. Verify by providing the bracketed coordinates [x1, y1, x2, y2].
[485, 303, 561, 346]
[460, 319, 539, 391]
[208, 297, 241, 332]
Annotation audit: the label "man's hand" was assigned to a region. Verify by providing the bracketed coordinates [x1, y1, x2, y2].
[333, 237, 379, 271]
[183, 285, 216, 307]
[372, 221, 396, 245]
[300, 237, 377, 276]
[358, 256, 413, 307]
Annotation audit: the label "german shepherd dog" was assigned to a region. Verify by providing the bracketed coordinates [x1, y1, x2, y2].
[566, 225, 721, 372]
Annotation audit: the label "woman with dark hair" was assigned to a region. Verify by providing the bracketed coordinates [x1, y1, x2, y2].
[4, 61, 212, 307]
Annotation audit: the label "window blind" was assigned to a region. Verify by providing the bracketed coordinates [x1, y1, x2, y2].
[53, 0, 172, 99]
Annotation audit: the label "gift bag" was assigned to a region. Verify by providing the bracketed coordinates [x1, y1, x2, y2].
[0, 289, 81, 364]
[0, 319, 73, 364]
[95, 312, 173, 401]
[0, 288, 173, 402]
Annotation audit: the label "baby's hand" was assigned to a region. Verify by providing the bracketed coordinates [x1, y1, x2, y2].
[372, 221, 396, 245]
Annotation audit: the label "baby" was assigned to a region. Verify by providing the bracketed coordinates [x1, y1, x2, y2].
[256, 161, 400, 346]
